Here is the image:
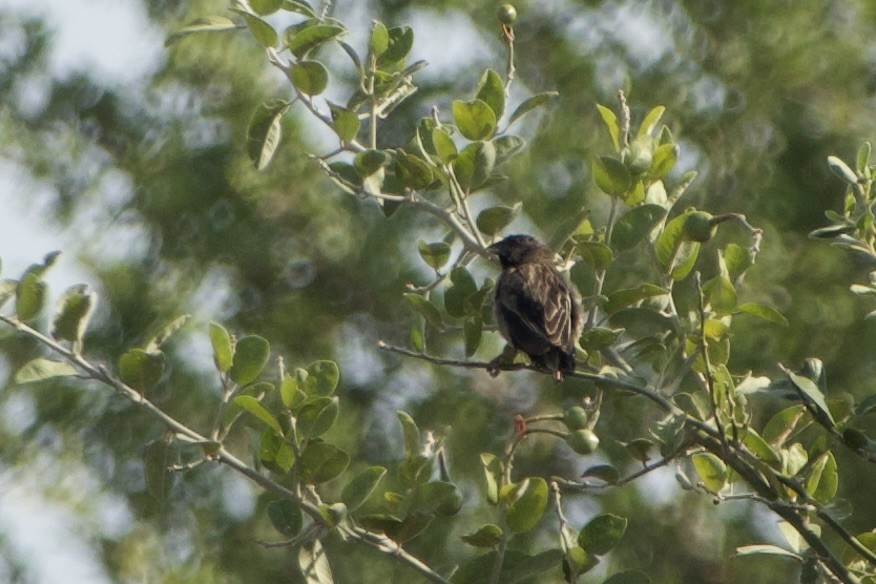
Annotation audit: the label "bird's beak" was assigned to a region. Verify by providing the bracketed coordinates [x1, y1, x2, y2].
[486, 242, 501, 255]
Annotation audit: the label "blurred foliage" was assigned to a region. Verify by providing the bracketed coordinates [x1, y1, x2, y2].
[0, 1, 875, 583]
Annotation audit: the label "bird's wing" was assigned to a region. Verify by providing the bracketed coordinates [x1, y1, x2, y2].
[495, 264, 577, 354]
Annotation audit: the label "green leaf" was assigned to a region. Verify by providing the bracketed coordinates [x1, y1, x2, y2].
[247, 100, 289, 170]
[397, 411, 421, 457]
[507, 550, 564, 583]
[444, 267, 477, 318]
[144, 435, 174, 502]
[15, 272, 46, 321]
[603, 570, 652, 584]
[787, 370, 836, 428]
[480, 453, 502, 504]
[260, 429, 295, 473]
[827, 155, 858, 184]
[328, 103, 360, 143]
[611, 204, 667, 251]
[476, 203, 521, 236]
[297, 397, 339, 438]
[625, 438, 653, 463]
[692, 452, 728, 492]
[649, 143, 678, 179]
[286, 23, 345, 58]
[369, 21, 389, 58]
[763, 405, 807, 447]
[417, 241, 451, 270]
[506, 477, 548, 533]
[396, 153, 434, 190]
[298, 540, 333, 584]
[228, 335, 270, 385]
[464, 317, 482, 357]
[508, 92, 559, 127]
[475, 68, 505, 119]
[354, 149, 390, 177]
[654, 213, 687, 270]
[596, 103, 620, 152]
[856, 141, 872, 172]
[0, 279, 16, 309]
[403, 293, 443, 328]
[50, 285, 96, 349]
[579, 514, 628, 555]
[808, 224, 856, 239]
[303, 360, 340, 396]
[232, 10, 277, 47]
[251, 0, 283, 15]
[742, 428, 781, 466]
[282, 0, 317, 16]
[637, 106, 665, 137]
[267, 499, 302, 536]
[736, 303, 789, 328]
[377, 26, 413, 66]
[290, 60, 329, 95]
[807, 451, 838, 503]
[279, 374, 305, 409]
[703, 275, 737, 315]
[733, 545, 802, 561]
[605, 284, 668, 314]
[14, 358, 78, 383]
[143, 314, 190, 353]
[461, 524, 503, 548]
[209, 322, 233, 373]
[119, 349, 165, 392]
[233, 395, 282, 434]
[298, 441, 350, 484]
[576, 241, 613, 272]
[342, 466, 387, 511]
[593, 156, 632, 197]
[409, 481, 463, 516]
[581, 464, 620, 485]
[432, 127, 457, 164]
[164, 16, 236, 47]
[670, 241, 700, 281]
[724, 243, 752, 281]
[452, 99, 497, 141]
[493, 134, 525, 167]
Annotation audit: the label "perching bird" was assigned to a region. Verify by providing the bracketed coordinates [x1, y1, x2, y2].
[487, 234, 583, 381]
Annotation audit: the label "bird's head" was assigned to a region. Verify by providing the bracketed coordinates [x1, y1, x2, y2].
[487, 234, 555, 268]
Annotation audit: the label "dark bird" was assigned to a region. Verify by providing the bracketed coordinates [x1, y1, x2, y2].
[487, 234, 583, 381]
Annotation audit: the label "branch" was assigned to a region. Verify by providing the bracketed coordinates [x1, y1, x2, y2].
[0, 315, 448, 584]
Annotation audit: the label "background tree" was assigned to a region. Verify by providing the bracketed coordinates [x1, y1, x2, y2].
[0, 1, 875, 583]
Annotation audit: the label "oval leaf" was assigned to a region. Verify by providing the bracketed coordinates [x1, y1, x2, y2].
[452, 99, 497, 141]
[736, 303, 789, 328]
[692, 452, 728, 493]
[303, 360, 340, 396]
[247, 100, 289, 170]
[328, 102, 360, 143]
[119, 349, 165, 392]
[209, 322, 233, 373]
[578, 514, 628, 555]
[15, 358, 78, 383]
[267, 499, 303, 536]
[475, 68, 505, 120]
[477, 203, 520, 237]
[51, 285, 96, 349]
[233, 10, 277, 47]
[509, 92, 559, 127]
[286, 23, 345, 58]
[611, 204, 667, 252]
[418, 241, 451, 270]
[165, 15, 236, 47]
[299, 441, 350, 484]
[234, 395, 283, 434]
[290, 60, 329, 96]
[15, 272, 46, 321]
[342, 466, 387, 511]
[593, 156, 632, 197]
[506, 477, 548, 533]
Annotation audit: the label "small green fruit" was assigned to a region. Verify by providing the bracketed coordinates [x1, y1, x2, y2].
[566, 429, 600, 455]
[563, 407, 590, 431]
[497, 4, 517, 24]
[436, 485, 464, 516]
[683, 211, 717, 242]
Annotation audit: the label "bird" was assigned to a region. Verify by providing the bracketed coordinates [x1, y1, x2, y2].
[487, 234, 583, 381]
